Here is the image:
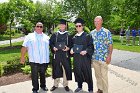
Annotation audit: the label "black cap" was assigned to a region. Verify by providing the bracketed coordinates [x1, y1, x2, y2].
[74, 18, 84, 25]
[59, 19, 67, 25]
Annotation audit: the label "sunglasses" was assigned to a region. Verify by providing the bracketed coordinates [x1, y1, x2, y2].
[76, 25, 82, 28]
[36, 26, 43, 28]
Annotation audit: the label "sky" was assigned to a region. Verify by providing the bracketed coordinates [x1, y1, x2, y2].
[0, 0, 47, 3]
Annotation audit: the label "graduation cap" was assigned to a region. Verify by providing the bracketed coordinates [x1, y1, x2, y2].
[59, 19, 67, 25]
[74, 18, 84, 25]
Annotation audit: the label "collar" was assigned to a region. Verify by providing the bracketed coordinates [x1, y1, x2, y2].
[34, 31, 43, 36]
[57, 30, 68, 34]
[75, 31, 84, 36]
[95, 27, 103, 32]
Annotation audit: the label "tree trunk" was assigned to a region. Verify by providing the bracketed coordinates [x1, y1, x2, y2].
[9, 19, 13, 47]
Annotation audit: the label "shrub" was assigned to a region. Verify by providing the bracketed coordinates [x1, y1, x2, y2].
[46, 65, 52, 77]
[0, 64, 4, 77]
[21, 65, 31, 74]
[3, 58, 22, 75]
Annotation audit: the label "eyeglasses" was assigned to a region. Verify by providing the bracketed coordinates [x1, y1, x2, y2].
[36, 26, 43, 28]
[76, 25, 82, 28]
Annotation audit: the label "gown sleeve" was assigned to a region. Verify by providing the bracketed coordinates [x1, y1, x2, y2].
[86, 34, 94, 58]
[50, 33, 56, 53]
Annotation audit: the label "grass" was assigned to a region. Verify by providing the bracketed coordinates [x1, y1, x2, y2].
[112, 35, 140, 53]
[0, 48, 21, 63]
[0, 42, 23, 63]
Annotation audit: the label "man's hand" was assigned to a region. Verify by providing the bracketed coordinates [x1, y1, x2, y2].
[53, 47, 58, 51]
[63, 46, 69, 51]
[80, 50, 87, 56]
[20, 47, 27, 65]
[70, 49, 74, 54]
[20, 57, 25, 64]
[106, 55, 111, 64]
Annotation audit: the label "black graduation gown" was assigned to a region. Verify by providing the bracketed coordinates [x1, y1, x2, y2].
[72, 32, 94, 83]
[50, 31, 72, 80]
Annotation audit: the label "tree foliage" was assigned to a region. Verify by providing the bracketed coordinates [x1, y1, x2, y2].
[0, 0, 139, 39]
[63, 0, 140, 32]
[19, 0, 68, 33]
[63, 0, 112, 30]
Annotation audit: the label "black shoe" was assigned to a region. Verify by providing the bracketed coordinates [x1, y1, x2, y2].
[41, 87, 48, 91]
[32, 91, 38, 93]
[64, 86, 70, 91]
[50, 86, 58, 91]
[74, 88, 82, 92]
[89, 90, 93, 93]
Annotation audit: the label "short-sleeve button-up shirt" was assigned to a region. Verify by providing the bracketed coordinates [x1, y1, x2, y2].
[90, 27, 113, 62]
[22, 31, 50, 64]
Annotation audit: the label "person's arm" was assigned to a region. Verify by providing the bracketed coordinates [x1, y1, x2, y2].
[106, 46, 113, 64]
[106, 40, 113, 64]
[50, 33, 58, 52]
[106, 44, 113, 64]
[20, 46, 27, 64]
[106, 31, 113, 64]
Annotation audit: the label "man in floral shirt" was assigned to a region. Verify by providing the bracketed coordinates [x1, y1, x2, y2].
[90, 16, 113, 93]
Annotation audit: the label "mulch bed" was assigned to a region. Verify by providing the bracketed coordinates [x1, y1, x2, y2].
[0, 44, 31, 86]
[0, 73, 31, 86]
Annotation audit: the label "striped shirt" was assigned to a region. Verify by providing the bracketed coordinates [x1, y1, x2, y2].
[22, 31, 50, 64]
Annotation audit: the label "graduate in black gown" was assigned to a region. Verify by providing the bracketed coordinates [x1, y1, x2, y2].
[49, 19, 72, 91]
[70, 18, 94, 93]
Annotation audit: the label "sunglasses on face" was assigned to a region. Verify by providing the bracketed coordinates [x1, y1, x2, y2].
[36, 26, 43, 28]
[76, 25, 82, 28]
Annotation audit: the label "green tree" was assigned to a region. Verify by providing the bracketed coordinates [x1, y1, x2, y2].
[4, 0, 34, 46]
[63, 0, 112, 30]
[31, 0, 66, 33]
[0, 3, 9, 35]
[109, 0, 140, 33]
[124, 0, 140, 28]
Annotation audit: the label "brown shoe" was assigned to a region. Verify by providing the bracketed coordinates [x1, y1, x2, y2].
[50, 86, 58, 91]
[97, 89, 103, 93]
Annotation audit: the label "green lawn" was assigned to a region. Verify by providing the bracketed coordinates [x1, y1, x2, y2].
[0, 48, 20, 63]
[113, 35, 140, 53]
[0, 42, 22, 63]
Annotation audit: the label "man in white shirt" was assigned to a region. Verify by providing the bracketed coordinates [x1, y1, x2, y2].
[20, 22, 50, 93]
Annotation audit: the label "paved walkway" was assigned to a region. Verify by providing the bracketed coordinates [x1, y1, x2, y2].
[0, 50, 140, 93]
[0, 37, 24, 45]
[111, 49, 140, 72]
